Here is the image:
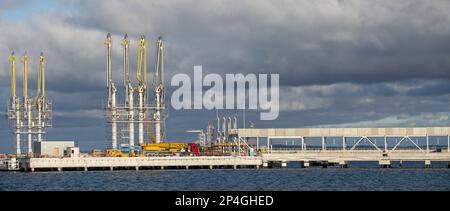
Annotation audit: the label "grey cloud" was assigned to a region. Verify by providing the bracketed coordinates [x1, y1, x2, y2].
[1, 0, 450, 152]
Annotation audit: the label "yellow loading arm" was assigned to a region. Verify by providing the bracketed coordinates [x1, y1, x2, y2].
[21, 53, 29, 99]
[136, 35, 148, 87]
[8, 52, 16, 98]
[153, 37, 165, 104]
[35, 52, 46, 104]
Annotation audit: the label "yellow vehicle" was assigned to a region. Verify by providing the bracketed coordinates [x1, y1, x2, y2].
[140, 143, 187, 151]
[106, 149, 128, 157]
[140, 143, 189, 156]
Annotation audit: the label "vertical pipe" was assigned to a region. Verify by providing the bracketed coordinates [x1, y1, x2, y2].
[105, 33, 113, 103]
[256, 136, 259, 152]
[447, 135, 449, 152]
[105, 33, 117, 149]
[227, 117, 231, 132]
[16, 109, 21, 155]
[300, 136, 305, 152]
[138, 88, 144, 144]
[222, 117, 226, 142]
[111, 87, 117, 149]
[238, 136, 241, 155]
[129, 86, 134, 147]
[233, 116, 237, 129]
[10, 53, 21, 155]
[154, 90, 161, 143]
[27, 101, 32, 154]
[384, 136, 387, 152]
[343, 136, 346, 151]
[37, 101, 42, 142]
[267, 137, 270, 153]
[122, 34, 130, 102]
[22, 53, 32, 154]
[322, 136, 325, 151]
[153, 37, 164, 143]
[216, 116, 220, 144]
[426, 135, 429, 152]
[37, 53, 45, 143]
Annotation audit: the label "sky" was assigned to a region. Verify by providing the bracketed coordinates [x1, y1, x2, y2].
[0, 0, 450, 153]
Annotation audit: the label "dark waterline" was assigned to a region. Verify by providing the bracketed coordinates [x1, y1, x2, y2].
[1, 162, 449, 191]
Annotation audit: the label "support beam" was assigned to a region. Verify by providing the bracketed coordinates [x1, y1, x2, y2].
[343, 136, 346, 151]
[256, 136, 259, 152]
[322, 136, 325, 151]
[301, 136, 305, 152]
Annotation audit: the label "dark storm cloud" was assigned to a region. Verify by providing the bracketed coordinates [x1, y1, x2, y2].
[406, 80, 450, 97]
[69, 0, 450, 86]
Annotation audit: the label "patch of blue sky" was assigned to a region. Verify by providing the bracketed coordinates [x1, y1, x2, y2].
[2, 0, 61, 21]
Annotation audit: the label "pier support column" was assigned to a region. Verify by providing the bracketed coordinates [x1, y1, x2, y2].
[57, 167, 62, 172]
[209, 165, 213, 170]
[186, 166, 189, 169]
[379, 160, 391, 168]
[110, 166, 114, 171]
[425, 160, 432, 168]
[281, 161, 287, 168]
[303, 161, 310, 168]
[256, 165, 260, 169]
[233, 165, 237, 169]
[161, 166, 164, 170]
[135, 166, 139, 171]
[84, 167, 88, 171]
[263, 162, 268, 168]
[399, 160, 403, 168]
[31, 168, 35, 172]
[339, 160, 348, 168]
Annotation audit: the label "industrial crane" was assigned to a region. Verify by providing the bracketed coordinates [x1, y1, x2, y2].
[8, 52, 21, 155]
[105, 33, 118, 149]
[7, 51, 52, 155]
[136, 35, 148, 145]
[153, 36, 165, 143]
[104, 33, 166, 150]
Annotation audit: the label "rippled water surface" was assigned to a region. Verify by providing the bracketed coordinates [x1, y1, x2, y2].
[1, 162, 449, 191]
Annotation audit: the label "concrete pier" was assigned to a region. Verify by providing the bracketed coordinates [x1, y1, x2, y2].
[20, 156, 263, 172]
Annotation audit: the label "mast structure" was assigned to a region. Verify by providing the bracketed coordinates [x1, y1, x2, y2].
[105, 33, 165, 149]
[7, 52, 52, 155]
